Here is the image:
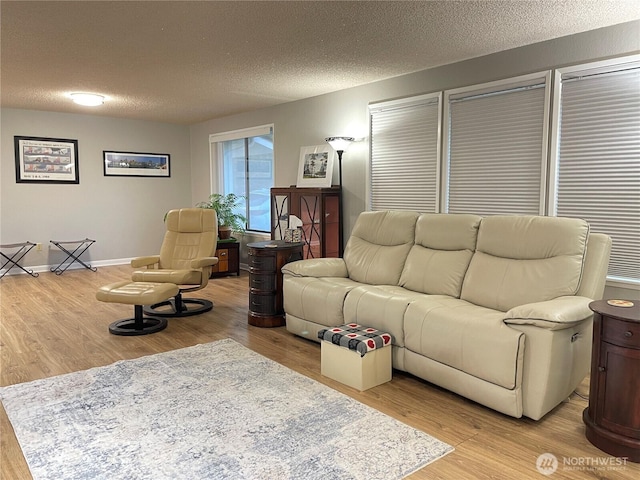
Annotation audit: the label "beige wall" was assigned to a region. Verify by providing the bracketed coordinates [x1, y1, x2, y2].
[0, 109, 192, 267]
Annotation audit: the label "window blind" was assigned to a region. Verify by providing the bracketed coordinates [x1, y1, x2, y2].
[444, 77, 548, 215]
[369, 94, 440, 212]
[555, 64, 640, 282]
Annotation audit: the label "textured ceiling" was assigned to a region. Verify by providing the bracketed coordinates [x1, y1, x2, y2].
[1, 0, 639, 125]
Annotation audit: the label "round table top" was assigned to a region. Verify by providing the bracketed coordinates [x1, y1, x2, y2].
[247, 240, 303, 250]
[589, 299, 640, 323]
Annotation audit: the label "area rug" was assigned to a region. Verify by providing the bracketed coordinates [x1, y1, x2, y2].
[0, 338, 453, 479]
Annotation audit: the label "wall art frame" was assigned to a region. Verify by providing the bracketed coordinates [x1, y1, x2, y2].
[296, 145, 335, 188]
[103, 150, 171, 177]
[14, 136, 79, 184]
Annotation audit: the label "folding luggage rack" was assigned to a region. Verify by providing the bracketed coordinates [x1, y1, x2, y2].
[50, 238, 97, 275]
[0, 241, 39, 278]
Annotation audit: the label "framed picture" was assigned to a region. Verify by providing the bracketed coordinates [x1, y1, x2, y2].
[296, 145, 335, 188]
[103, 151, 170, 177]
[14, 136, 79, 184]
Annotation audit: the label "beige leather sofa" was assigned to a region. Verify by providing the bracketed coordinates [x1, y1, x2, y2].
[282, 211, 612, 420]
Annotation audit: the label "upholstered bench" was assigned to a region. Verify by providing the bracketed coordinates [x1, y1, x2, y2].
[96, 281, 179, 336]
[317, 323, 393, 391]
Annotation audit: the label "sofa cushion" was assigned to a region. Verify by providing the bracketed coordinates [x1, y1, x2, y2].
[404, 296, 525, 390]
[400, 214, 481, 297]
[461, 216, 589, 312]
[343, 210, 419, 286]
[343, 285, 443, 348]
[282, 276, 362, 327]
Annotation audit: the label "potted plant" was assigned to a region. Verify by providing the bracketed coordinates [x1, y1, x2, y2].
[197, 193, 247, 239]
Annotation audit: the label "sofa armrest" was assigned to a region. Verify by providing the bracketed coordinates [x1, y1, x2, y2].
[131, 255, 161, 268]
[281, 258, 348, 278]
[190, 257, 219, 269]
[504, 296, 594, 330]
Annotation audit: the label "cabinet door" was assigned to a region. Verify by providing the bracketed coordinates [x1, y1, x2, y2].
[323, 195, 340, 257]
[271, 193, 290, 240]
[597, 342, 640, 439]
[300, 194, 322, 259]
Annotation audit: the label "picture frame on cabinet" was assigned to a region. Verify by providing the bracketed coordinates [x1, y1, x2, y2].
[14, 136, 79, 184]
[296, 145, 335, 188]
[103, 150, 171, 177]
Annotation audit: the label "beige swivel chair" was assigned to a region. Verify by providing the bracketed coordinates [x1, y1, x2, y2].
[131, 208, 219, 317]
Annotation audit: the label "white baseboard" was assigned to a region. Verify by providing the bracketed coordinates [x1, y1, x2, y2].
[2, 258, 249, 277]
[0, 258, 134, 277]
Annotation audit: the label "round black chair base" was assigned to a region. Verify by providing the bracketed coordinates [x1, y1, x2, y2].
[108, 305, 168, 336]
[143, 297, 213, 318]
[109, 316, 167, 336]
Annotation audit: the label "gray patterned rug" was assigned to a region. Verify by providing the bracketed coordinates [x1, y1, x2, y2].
[0, 338, 453, 479]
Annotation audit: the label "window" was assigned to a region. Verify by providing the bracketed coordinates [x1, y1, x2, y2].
[443, 72, 550, 215]
[210, 125, 274, 233]
[550, 56, 640, 283]
[369, 93, 441, 212]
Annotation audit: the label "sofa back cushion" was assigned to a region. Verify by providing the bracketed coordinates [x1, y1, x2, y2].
[344, 210, 419, 285]
[460, 216, 589, 312]
[400, 214, 482, 297]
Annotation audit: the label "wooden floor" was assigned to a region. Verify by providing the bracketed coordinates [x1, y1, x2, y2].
[1, 265, 638, 480]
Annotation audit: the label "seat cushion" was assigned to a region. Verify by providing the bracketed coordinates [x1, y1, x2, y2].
[96, 281, 179, 305]
[404, 296, 525, 390]
[132, 269, 202, 285]
[343, 285, 443, 348]
[282, 276, 362, 327]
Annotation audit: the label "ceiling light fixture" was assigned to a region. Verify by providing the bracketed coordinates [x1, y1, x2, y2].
[70, 93, 105, 106]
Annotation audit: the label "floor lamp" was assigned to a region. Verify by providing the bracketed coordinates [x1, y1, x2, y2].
[324, 137, 354, 187]
[325, 137, 354, 256]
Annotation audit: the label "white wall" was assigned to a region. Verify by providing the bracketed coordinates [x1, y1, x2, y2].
[189, 20, 640, 299]
[0, 109, 192, 268]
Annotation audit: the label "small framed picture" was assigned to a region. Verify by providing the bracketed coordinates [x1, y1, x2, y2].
[296, 145, 335, 188]
[14, 136, 79, 184]
[103, 151, 171, 177]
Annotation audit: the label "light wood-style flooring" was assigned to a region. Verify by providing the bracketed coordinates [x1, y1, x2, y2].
[1, 265, 638, 479]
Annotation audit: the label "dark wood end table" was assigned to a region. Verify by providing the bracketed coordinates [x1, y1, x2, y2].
[583, 299, 640, 462]
[210, 238, 240, 277]
[247, 240, 303, 328]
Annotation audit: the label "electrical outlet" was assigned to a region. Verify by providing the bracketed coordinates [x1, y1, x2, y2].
[36, 243, 42, 252]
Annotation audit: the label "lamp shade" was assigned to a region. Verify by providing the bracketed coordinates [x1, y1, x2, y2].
[325, 136, 354, 152]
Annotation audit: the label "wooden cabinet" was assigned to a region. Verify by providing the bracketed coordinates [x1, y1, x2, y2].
[583, 300, 640, 462]
[271, 186, 342, 259]
[247, 240, 303, 328]
[210, 240, 240, 277]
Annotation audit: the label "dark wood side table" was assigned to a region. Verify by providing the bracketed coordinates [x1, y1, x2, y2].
[247, 240, 303, 328]
[583, 299, 640, 462]
[210, 238, 240, 277]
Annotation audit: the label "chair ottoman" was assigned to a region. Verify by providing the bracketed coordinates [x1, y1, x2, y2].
[97, 281, 179, 336]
